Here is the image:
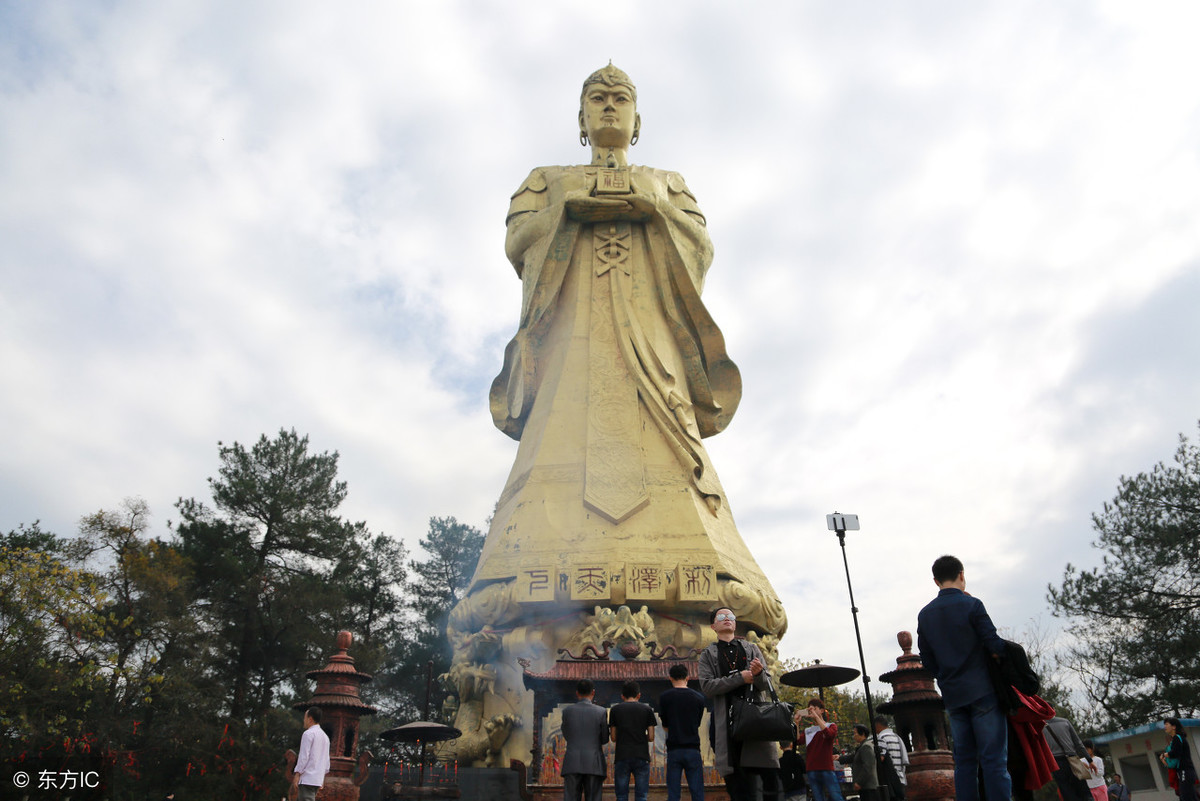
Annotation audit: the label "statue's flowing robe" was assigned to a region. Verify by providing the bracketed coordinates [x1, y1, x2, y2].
[447, 162, 788, 770]
[469, 163, 786, 603]
[492, 165, 740, 504]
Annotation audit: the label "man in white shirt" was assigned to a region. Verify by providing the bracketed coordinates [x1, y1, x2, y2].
[292, 707, 331, 801]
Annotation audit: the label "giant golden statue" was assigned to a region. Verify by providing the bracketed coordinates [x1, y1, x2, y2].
[444, 64, 787, 768]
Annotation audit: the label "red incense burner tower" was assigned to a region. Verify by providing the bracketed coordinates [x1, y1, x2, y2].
[877, 631, 956, 801]
[288, 630, 377, 801]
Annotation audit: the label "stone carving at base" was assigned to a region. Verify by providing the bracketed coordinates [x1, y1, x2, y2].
[441, 702, 522, 768]
[747, 631, 782, 680]
[445, 586, 783, 767]
[557, 641, 614, 660]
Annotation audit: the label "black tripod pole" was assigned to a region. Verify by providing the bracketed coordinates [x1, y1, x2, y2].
[835, 526, 887, 799]
[419, 659, 433, 787]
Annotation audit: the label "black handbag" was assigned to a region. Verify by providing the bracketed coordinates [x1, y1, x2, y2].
[879, 749, 906, 801]
[729, 674, 795, 742]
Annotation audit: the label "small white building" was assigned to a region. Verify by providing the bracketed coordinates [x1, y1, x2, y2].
[1092, 719, 1199, 801]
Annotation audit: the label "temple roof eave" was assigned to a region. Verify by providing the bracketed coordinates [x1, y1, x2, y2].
[522, 659, 697, 691]
[293, 695, 379, 714]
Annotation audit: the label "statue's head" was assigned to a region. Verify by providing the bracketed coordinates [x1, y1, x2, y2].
[579, 62, 640, 148]
[580, 62, 637, 106]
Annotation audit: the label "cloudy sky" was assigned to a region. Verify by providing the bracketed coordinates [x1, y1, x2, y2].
[3, 1, 1199, 690]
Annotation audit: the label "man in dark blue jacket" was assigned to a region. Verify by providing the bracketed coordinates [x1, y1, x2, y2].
[659, 663, 707, 801]
[917, 555, 1011, 801]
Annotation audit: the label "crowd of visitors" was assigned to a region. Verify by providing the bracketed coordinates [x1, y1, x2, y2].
[553, 554, 1192, 801]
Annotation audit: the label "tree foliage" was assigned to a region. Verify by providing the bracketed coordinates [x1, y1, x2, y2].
[0, 529, 104, 746]
[1, 429, 483, 800]
[337, 531, 409, 655]
[1048, 423, 1200, 729]
[74, 502, 194, 716]
[371, 516, 484, 726]
[406, 516, 485, 636]
[998, 617, 1083, 730]
[174, 428, 366, 726]
[1, 504, 210, 798]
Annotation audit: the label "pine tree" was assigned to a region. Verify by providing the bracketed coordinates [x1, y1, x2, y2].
[1048, 423, 1200, 728]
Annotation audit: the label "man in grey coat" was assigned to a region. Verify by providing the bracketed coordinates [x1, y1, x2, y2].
[1043, 716, 1091, 801]
[699, 606, 779, 801]
[562, 679, 609, 801]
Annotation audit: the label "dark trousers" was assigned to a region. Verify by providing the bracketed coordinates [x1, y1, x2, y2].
[563, 772, 604, 801]
[724, 767, 781, 801]
[614, 758, 651, 801]
[1051, 757, 1091, 801]
[947, 695, 1012, 801]
[667, 747, 705, 801]
[1178, 767, 1198, 801]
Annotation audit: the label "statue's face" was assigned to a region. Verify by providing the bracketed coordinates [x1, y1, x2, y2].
[579, 82, 638, 148]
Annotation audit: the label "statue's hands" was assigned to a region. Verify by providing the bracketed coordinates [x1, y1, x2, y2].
[565, 195, 653, 223]
[565, 196, 627, 222]
[623, 193, 657, 221]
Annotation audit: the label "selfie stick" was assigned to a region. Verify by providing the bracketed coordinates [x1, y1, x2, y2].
[828, 513, 888, 800]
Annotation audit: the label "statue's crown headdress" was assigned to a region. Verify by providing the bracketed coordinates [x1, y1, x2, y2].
[581, 61, 636, 102]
